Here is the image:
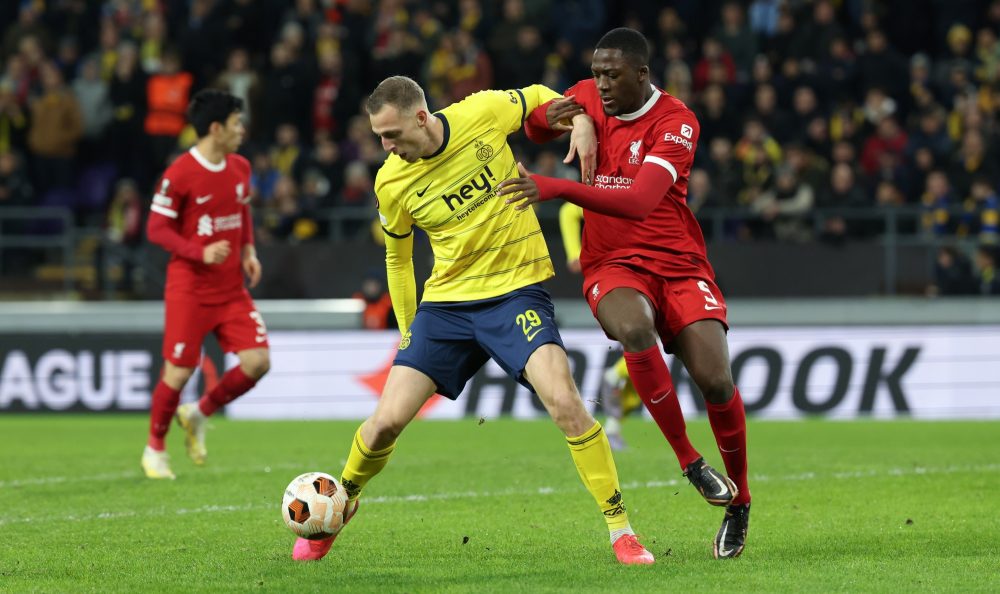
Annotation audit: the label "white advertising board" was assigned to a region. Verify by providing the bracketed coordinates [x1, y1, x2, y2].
[225, 326, 1000, 420]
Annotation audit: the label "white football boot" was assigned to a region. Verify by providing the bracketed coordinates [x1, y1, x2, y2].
[176, 402, 208, 465]
[141, 446, 176, 480]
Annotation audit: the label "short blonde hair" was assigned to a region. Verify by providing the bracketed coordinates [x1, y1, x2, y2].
[365, 76, 426, 114]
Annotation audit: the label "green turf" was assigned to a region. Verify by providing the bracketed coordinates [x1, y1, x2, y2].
[1, 416, 998, 593]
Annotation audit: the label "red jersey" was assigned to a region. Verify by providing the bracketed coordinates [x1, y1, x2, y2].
[148, 147, 254, 303]
[562, 79, 713, 280]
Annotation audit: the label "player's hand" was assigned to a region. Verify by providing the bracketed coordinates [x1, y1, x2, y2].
[547, 97, 584, 132]
[243, 254, 262, 288]
[567, 258, 582, 274]
[202, 240, 231, 265]
[565, 114, 597, 185]
[497, 162, 540, 211]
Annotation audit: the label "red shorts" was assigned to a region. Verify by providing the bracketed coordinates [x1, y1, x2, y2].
[584, 262, 728, 348]
[162, 293, 269, 367]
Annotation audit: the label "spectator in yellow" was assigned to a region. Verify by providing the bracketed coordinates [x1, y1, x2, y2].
[27, 61, 82, 192]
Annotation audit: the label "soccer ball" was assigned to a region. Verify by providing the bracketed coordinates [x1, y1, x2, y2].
[281, 472, 349, 540]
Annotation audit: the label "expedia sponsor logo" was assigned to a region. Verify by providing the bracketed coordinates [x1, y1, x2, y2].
[664, 131, 693, 152]
[441, 164, 497, 213]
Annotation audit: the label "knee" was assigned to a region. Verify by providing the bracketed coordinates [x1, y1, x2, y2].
[616, 322, 658, 352]
[547, 390, 592, 436]
[241, 351, 271, 380]
[163, 364, 194, 388]
[366, 415, 406, 449]
[698, 370, 735, 405]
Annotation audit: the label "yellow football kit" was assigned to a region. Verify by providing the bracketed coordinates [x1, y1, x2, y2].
[375, 85, 562, 331]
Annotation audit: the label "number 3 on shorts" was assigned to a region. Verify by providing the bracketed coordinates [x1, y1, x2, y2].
[515, 309, 544, 342]
[249, 310, 268, 343]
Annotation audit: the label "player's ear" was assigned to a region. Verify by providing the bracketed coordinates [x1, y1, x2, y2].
[637, 64, 649, 84]
[414, 109, 428, 127]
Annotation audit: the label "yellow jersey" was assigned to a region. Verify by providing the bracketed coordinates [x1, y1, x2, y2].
[375, 85, 562, 331]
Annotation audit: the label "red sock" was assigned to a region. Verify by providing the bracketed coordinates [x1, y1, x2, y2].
[198, 366, 258, 416]
[148, 380, 181, 451]
[624, 345, 701, 469]
[706, 387, 751, 505]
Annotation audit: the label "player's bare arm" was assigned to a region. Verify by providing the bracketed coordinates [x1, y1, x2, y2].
[496, 162, 542, 208]
[526, 97, 598, 186]
[242, 243, 261, 288]
[565, 114, 597, 185]
[546, 96, 585, 131]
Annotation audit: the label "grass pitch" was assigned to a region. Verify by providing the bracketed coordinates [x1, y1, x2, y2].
[1, 416, 997, 593]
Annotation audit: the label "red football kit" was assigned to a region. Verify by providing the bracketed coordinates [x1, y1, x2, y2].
[525, 81, 753, 515]
[146, 147, 268, 367]
[525, 79, 727, 343]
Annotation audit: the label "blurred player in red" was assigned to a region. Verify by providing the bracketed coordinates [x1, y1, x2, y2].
[499, 28, 751, 559]
[142, 89, 270, 479]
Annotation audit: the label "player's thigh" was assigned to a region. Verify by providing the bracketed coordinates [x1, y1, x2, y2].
[522, 343, 576, 399]
[522, 343, 591, 430]
[392, 305, 489, 400]
[215, 294, 269, 354]
[162, 299, 212, 367]
[586, 265, 659, 347]
[596, 288, 659, 350]
[664, 278, 734, 400]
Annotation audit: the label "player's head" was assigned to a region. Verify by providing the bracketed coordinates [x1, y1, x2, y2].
[365, 75, 434, 163]
[188, 89, 245, 153]
[592, 27, 651, 116]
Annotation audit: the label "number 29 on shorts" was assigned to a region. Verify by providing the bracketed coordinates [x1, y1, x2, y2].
[515, 309, 544, 342]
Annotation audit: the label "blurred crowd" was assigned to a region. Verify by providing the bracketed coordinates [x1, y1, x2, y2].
[1, 0, 999, 295]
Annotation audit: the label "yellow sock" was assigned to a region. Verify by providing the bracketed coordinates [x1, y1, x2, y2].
[566, 421, 631, 532]
[614, 356, 629, 381]
[340, 426, 396, 502]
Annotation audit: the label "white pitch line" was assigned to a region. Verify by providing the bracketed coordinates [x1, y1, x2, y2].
[0, 463, 997, 529]
[0, 462, 307, 489]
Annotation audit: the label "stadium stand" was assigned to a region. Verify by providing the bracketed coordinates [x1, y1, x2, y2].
[0, 0, 998, 298]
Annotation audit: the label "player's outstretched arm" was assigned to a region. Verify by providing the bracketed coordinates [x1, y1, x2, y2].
[384, 233, 417, 334]
[497, 161, 674, 221]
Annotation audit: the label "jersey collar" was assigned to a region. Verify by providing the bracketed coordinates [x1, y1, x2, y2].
[189, 147, 227, 172]
[615, 85, 660, 122]
[423, 113, 450, 159]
